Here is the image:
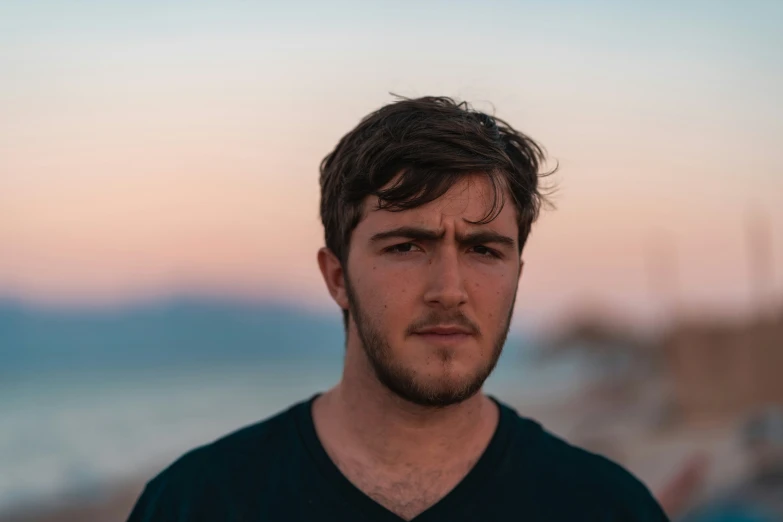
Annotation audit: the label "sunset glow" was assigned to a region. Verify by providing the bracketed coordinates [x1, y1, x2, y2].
[2, 1, 782, 330]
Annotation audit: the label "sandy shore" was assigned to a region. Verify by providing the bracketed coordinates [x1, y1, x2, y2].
[0, 478, 145, 522]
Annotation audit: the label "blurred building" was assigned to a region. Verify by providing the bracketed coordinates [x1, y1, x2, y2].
[663, 310, 783, 425]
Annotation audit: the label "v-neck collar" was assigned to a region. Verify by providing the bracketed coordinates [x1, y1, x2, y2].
[295, 394, 515, 522]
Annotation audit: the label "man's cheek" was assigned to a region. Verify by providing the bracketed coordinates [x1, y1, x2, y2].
[484, 290, 513, 322]
[381, 297, 409, 334]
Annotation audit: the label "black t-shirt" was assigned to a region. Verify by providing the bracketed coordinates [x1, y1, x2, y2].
[127, 396, 669, 521]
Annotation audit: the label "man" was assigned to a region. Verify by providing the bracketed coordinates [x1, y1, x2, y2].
[127, 96, 669, 521]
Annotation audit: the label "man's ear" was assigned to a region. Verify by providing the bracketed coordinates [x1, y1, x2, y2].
[318, 247, 350, 311]
[518, 258, 525, 282]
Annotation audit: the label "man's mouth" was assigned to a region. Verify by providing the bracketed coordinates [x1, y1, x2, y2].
[412, 325, 475, 344]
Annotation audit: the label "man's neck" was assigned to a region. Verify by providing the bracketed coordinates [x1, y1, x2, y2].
[322, 385, 495, 467]
[311, 366, 499, 520]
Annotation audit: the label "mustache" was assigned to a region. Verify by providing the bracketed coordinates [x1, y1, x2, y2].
[405, 311, 481, 337]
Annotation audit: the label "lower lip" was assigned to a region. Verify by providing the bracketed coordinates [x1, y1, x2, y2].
[414, 333, 473, 345]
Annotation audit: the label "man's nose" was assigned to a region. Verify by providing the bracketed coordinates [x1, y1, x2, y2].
[422, 247, 468, 309]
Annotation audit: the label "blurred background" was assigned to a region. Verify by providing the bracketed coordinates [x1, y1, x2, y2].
[1, 1, 782, 520]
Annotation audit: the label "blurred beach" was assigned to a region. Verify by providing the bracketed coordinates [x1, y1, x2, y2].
[3, 299, 780, 521]
[0, 299, 591, 520]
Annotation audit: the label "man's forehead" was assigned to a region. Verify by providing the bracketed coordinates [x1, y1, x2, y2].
[357, 184, 517, 235]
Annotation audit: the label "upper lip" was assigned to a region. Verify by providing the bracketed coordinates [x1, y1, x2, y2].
[415, 325, 473, 335]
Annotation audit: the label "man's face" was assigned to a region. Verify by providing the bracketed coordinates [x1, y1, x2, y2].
[343, 175, 522, 407]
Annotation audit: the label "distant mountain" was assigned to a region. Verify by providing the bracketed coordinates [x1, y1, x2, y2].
[0, 298, 346, 378]
[0, 297, 537, 385]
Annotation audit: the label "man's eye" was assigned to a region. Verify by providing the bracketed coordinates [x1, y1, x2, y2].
[387, 243, 421, 254]
[473, 245, 500, 258]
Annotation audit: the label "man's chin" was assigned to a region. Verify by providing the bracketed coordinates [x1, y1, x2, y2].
[384, 371, 490, 408]
[402, 388, 482, 408]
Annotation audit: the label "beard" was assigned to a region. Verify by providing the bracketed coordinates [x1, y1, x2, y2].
[344, 275, 515, 408]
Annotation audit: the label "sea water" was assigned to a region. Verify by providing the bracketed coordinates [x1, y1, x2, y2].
[0, 346, 585, 513]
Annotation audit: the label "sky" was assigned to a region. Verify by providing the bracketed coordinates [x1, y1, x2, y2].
[1, 1, 782, 332]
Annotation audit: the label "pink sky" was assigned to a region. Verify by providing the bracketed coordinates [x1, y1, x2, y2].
[1, 2, 781, 331]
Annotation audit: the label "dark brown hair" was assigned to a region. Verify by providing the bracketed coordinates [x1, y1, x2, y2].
[319, 96, 554, 326]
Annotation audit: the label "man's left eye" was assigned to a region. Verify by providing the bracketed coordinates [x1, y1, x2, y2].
[472, 245, 499, 257]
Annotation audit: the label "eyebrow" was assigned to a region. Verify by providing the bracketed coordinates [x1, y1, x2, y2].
[370, 226, 516, 248]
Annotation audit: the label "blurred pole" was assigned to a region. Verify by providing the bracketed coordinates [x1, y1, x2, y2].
[645, 232, 680, 330]
[746, 206, 774, 317]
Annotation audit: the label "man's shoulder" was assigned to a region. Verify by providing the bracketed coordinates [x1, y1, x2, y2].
[159, 398, 304, 479]
[127, 398, 309, 521]
[505, 407, 668, 520]
[530, 422, 645, 491]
